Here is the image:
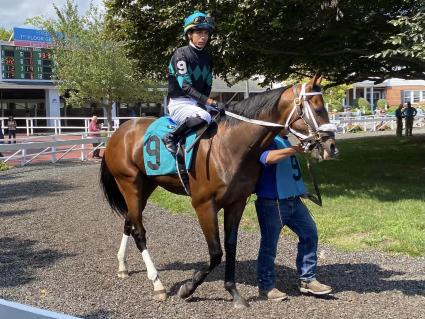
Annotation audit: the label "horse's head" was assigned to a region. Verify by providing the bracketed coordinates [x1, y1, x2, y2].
[284, 75, 338, 161]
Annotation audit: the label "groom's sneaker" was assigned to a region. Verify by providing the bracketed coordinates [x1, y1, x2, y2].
[299, 279, 332, 295]
[259, 288, 288, 301]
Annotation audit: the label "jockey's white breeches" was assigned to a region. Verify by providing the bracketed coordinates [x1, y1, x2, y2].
[167, 97, 211, 125]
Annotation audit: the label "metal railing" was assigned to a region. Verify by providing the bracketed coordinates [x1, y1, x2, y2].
[0, 115, 424, 136]
[330, 115, 425, 133]
[0, 132, 109, 166]
[0, 116, 137, 136]
[1, 115, 425, 167]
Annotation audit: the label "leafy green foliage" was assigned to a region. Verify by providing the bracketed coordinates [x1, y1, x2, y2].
[322, 80, 351, 112]
[0, 161, 11, 171]
[28, 0, 164, 129]
[376, 99, 388, 109]
[353, 97, 370, 110]
[106, 0, 424, 84]
[0, 27, 12, 41]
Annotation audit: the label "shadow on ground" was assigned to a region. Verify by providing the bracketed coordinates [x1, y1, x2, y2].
[81, 309, 116, 319]
[0, 237, 75, 288]
[0, 180, 74, 203]
[0, 209, 36, 218]
[160, 259, 425, 298]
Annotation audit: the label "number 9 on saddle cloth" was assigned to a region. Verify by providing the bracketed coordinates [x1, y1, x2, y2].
[143, 115, 217, 182]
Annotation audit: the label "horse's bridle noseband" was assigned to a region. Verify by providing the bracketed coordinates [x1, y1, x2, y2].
[285, 83, 337, 151]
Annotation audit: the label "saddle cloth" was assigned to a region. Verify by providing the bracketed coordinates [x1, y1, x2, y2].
[143, 117, 196, 176]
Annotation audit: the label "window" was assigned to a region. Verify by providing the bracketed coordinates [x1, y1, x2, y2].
[404, 90, 425, 103]
[403, 91, 411, 103]
[413, 91, 420, 103]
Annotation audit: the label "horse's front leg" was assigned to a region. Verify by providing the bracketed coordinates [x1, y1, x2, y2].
[179, 199, 223, 299]
[223, 200, 249, 309]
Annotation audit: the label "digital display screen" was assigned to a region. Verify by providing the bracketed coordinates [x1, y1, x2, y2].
[1, 45, 53, 81]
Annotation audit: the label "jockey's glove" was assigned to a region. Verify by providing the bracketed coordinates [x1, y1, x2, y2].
[211, 101, 227, 115]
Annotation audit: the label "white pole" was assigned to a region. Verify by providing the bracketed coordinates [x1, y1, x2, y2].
[245, 80, 250, 99]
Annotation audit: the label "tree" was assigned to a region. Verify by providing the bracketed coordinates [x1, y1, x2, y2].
[28, 0, 163, 130]
[0, 27, 12, 41]
[322, 81, 351, 112]
[105, 0, 424, 85]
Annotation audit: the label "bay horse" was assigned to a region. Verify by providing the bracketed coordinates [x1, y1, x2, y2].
[100, 75, 337, 308]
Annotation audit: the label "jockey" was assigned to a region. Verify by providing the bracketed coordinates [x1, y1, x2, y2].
[163, 11, 224, 154]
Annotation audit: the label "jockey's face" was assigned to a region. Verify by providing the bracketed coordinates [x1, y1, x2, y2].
[189, 29, 209, 49]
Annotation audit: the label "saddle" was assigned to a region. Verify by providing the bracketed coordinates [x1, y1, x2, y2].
[143, 116, 218, 194]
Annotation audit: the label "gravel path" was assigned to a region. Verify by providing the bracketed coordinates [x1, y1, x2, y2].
[0, 163, 424, 319]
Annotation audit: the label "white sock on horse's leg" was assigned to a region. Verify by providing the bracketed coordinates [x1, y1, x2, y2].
[142, 249, 166, 298]
[142, 249, 159, 280]
[117, 234, 130, 277]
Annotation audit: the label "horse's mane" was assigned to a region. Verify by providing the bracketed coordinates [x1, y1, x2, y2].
[224, 85, 291, 126]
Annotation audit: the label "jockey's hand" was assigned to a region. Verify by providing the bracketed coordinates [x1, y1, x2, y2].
[210, 100, 227, 115]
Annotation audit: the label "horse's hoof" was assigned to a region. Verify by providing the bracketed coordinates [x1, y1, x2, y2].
[178, 283, 194, 300]
[153, 289, 168, 301]
[117, 270, 129, 278]
[233, 298, 249, 309]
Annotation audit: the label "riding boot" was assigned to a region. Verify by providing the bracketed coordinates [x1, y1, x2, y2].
[162, 117, 207, 154]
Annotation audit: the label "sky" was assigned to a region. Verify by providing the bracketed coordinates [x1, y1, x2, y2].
[0, 0, 105, 30]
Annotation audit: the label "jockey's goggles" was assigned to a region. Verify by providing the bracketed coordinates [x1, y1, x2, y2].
[192, 16, 214, 25]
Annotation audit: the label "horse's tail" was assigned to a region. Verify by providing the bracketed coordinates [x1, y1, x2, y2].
[100, 156, 127, 217]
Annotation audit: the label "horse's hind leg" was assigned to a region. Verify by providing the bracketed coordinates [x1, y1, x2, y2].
[117, 219, 132, 278]
[115, 174, 167, 301]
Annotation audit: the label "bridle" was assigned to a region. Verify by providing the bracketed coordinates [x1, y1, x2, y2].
[285, 83, 337, 151]
[217, 82, 337, 152]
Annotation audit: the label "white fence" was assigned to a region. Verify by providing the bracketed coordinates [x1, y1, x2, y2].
[1, 115, 424, 166]
[330, 115, 425, 133]
[1, 115, 425, 136]
[0, 132, 109, 166]
[0, 116, 136, 136]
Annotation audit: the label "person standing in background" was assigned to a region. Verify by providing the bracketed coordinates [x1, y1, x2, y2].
[88, 116, 102, 159]
[402, 102, 417, 136]
[395, 104, 405, 137]
[0, 121, 4, 157]
[7, 116, 17, 144]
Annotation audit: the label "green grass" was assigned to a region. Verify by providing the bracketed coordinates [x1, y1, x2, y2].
[149, 135, 425, 256]
[0, 161, 11, 171]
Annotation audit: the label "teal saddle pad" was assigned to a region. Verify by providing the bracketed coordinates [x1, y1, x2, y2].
[143, 117, 196, 176]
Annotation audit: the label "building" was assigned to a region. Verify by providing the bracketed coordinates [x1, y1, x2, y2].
[1, 28, 268, 121]
[346, 79, 425, 108]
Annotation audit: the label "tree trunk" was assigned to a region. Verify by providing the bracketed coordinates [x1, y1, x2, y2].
[104, 104, 113, 132]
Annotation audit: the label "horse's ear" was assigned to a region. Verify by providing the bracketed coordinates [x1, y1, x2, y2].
[306, 74, 322, 90]
[314, 74, 323, 86]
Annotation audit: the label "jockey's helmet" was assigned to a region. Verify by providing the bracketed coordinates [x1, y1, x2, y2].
[183, 11, 215, 35]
